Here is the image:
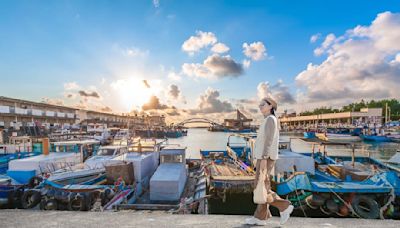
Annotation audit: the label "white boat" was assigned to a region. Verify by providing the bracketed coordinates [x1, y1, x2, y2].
[84, 145, 128, 169]
[114, 129, 130, 141]
[86, 123, 113, 144]
[46, 168, 106, 185]
[387, 151, 400, 165]
[7, 140, 100, 184]
[85, 139, 165, 185]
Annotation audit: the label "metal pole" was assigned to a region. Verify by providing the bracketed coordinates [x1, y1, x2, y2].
[385, 103, 388, 124]
[352, 143, 355, 167]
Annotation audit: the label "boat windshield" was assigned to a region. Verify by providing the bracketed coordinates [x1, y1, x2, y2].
[97, 149, 115, 156]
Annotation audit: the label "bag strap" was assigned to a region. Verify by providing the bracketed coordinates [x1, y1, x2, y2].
[257, 168, 266, 184]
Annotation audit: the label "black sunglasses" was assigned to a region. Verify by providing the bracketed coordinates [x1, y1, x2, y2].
[259, 100, 271, 108]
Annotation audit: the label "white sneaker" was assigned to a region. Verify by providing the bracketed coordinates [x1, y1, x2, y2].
[280, 205, 294, 225]
[244, 217, 267, 226]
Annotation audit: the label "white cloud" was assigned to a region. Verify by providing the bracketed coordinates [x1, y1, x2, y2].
[242, 41, 267, 61]
[41, 97, 64, 106]
[242, 59, 251, 69]
[182, 54, 243, 79]
[257, 80, 295, 106]
[313, 33, 336, 56]
[182, 63, 211, 78]
[211, 42, 230, 53]
[167, 71, 182, 81]
[64, 82, 80, 91]
[296, 11, 400, 105]
[190, 87, 234, 114]
[182, 31, 217, 55]
[310, 33, 321, 43]
[394, 53, 400, 63]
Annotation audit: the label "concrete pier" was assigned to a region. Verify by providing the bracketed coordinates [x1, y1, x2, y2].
[1, 210, 399, 228]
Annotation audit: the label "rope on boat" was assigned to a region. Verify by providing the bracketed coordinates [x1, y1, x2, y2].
[326, 187, 362, 219]
[293, 175, 308, 217]
[379, 178, 396, 219]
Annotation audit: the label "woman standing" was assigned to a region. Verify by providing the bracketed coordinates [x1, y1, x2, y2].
[245, 97, 294, 226]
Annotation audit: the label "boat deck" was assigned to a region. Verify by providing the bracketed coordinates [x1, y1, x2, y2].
[208, 163, 254, 181]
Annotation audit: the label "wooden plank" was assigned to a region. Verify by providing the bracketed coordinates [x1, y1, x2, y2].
[212, 176, 255, 181]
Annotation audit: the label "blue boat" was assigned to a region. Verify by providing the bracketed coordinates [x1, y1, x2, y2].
[201, 134, 400, 219]
[0, 152, 42, 174]
[361, 135, 393, 142]
[304, 131, 316, 139]
[223, 128, 255, 133]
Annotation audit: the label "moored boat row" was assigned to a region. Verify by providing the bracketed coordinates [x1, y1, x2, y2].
[200, 133, 400, 219]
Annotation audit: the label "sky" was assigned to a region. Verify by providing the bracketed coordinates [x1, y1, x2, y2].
[0, 0, 400, 123]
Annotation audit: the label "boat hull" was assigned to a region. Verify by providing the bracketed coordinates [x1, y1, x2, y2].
[362, 135, 392, 142]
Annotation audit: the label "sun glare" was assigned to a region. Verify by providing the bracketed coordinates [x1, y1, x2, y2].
[111, 78, 160, 111]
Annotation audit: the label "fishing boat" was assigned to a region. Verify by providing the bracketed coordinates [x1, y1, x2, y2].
[0, 136, 34, 153]
[200, 134, 256, 214]
[316, 133, 361, 142]
[0, 174, 24, 208]
[202, 133, 400, 219]
[274, 141, 400, 219]
[304, 131, 316, 139]
[384, 150, 400, 171]
[361, 135, 393, 142]
[117, 144, 207, 214]
[7, 140, 100, 184]
[165, 129, 183, 138]
[84, 145, 128, 169]
[113, 129, 130, 141]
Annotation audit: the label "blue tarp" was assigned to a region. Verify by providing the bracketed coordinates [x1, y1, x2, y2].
[276, 171, 400, 195]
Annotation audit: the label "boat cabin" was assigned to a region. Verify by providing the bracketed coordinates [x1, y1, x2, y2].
[84, 145, 128, 169]
[150, 145, 188, 202]
[7, 140, 100, 184]
[0, 136, 33, 153]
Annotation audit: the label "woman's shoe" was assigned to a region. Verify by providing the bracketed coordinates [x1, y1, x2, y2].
[245, 217, 267, 226]
[280, 205, 294, 225]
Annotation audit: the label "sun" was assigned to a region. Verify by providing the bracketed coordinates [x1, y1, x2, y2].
[112, 78, 160, 111]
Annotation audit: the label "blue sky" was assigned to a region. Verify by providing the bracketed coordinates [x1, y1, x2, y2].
[1, 0, 400, 121]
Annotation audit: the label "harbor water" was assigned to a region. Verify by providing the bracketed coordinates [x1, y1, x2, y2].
[169, 128, 399, 161]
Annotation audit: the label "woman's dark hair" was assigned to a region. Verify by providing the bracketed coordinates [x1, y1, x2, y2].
[264, 99, 276, 116]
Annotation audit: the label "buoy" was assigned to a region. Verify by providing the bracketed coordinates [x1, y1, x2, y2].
[338, 205, 350, 217]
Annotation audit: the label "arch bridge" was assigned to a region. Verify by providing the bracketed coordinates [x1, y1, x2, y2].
[174, 118, 223, 127]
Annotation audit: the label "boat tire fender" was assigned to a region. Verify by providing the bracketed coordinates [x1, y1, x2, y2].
[21, 190, 41, 209]
[351, 195, 380, 219]
[40, 199, 58, 210]
[68, 193, 88, 211]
